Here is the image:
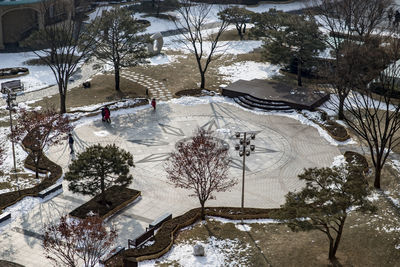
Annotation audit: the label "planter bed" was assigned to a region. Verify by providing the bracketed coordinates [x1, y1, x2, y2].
[106, 207, 280, 266]
[69, 186, 141, 220]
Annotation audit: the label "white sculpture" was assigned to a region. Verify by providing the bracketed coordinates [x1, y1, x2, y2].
[193, 243, 205, 256]
[148, 32, 163, 54]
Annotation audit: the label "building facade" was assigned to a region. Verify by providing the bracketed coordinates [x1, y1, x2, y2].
[0, 0, 74, 50]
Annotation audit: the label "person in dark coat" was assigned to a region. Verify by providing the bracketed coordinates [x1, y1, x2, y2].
[68, 133, 74, 154]
[151, 98, 156, 110]
[101, 107, 106, 121]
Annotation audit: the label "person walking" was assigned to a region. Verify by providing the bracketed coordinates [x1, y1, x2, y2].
[151, 98, 156, 110]
[68, 133, 74, 154]
[101, 107, 106, 122]
[104, 105, 111, 123]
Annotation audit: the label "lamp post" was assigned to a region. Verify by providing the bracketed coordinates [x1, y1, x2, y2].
[2, 80, 24, 194]
[234, 131, 256, 223]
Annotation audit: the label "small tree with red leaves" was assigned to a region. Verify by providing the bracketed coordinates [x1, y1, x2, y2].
[165, 128, 236, 220]
[43, 215, 117, 267]
[13, 108, 72, 179]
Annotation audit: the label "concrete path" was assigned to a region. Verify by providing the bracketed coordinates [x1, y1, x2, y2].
[0, 102, 341, 266]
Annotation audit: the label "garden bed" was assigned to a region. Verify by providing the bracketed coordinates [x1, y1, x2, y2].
[0, 129, 62, 213]
[69, 186, 141, 219]
[106, 207, 280, 266]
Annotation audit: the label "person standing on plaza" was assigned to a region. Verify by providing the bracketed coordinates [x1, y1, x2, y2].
[104, 105, 111, 123]
[151, 98, 156, 110]
[68, 133, 74, 154]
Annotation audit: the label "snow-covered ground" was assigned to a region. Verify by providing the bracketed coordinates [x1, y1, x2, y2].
[219, 61, 281, 82]
[0, 52, 56, 92]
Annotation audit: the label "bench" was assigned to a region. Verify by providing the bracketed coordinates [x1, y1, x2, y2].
[148, 212, 172, 230]
[128, 228, 154, 249]
[1, 80, 24, 93]
[0, 212, 11, 224]
[127, 213, 172, 249]
[38, 183, 63, 199]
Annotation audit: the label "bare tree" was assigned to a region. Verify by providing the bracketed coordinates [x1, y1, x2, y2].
[43, 215, 117, 267]
[13, 108, 72, 179]
[311, 0, 393, 119]
[174, 1, 230, 89]
[85, 7, 149, 91]
[165, 128, 236, 219]
[337, 34, 400, 189]
[23, 1, 97, 113]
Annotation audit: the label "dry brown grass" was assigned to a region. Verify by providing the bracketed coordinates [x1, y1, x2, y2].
[32, 74, 146, 111]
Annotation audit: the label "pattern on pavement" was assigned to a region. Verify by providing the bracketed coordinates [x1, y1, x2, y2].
[121, 70, 173, 101]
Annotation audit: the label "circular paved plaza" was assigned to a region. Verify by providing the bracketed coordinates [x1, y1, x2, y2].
[49, 101, 340, 219]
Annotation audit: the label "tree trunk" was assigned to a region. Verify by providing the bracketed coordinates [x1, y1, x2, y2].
[374, 165, 382, 189]
[200, 202, 205, 220]
[328, 237, 336, 263]
[59, 85, 67, 114]
[200, 71, 206, 89]
[297, 60, 302, 87]
[100, 176, 106, 204]
[236, 24, 243, 40]
[114, 66, 120, 91]
[338, 95, 345, 120]
[331, 220, 345, 260]
[34, 159, 40, 180]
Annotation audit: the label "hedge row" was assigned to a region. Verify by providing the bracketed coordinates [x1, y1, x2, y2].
[0, 129, 63, 213]
[106, 207, 280, 266]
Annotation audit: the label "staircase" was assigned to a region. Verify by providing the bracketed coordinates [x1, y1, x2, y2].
[233, 94, 293, 111]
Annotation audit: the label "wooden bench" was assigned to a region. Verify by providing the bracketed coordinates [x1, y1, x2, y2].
[0, 212, 11, 224]
[148, 212, 172, 230]
[127, 213, 172, 249]
[38, 183, 63, 199]
[128, 228, 154, 249]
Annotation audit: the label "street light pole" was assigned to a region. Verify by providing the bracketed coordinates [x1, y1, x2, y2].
[241, 132, 246, 216]
[2, 80, 24, 195]
[235, 131, 256, 224]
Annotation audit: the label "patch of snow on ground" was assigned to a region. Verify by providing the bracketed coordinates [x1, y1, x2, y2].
[331, 155, 346, 167]
[367, 191, 380, 202]
[147, 54, 182, 65]
[139, 236, 250, 267]
[235, 224, 252, 232]
[0, 52, 56, 92]
[0, 196, 40, 232]
[93, 130, 110, 137]
[208, 216, 281, 225]
[219, 61, 281, 82]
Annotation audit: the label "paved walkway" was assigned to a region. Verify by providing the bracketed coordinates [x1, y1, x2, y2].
[121, 70, 173, 101]
[0, 101, 342, 266]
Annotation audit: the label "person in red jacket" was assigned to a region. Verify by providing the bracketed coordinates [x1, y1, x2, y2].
[151, 98, 156, 110]
[104, 105, 111, 123]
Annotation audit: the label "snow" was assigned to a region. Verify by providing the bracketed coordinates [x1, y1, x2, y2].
[0, 196, 40, 232]
[147, 54, 183, 65]
[208, 216, 281, 225]
[331, 155, 346, 167]
[0, 52, 56, 92]
[235, 224, 252, 232]
[139, 236, 250, 267]
[93, 130, 110, 137]
[219, 61, 281, 82]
